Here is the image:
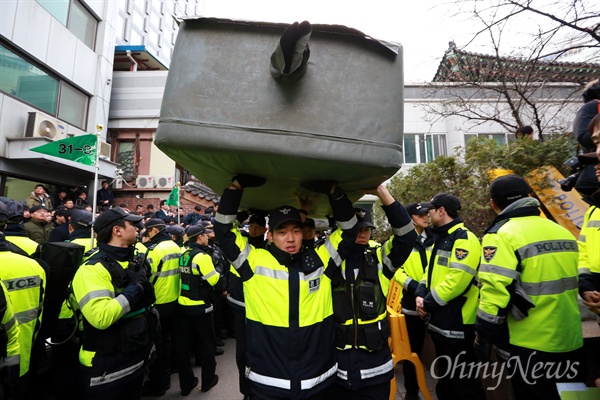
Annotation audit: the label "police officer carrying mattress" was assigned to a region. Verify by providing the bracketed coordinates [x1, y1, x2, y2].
[72, 207, 157, 400]
[330, 184, 416, 399]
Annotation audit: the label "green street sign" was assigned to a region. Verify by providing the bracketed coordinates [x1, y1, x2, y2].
[30, 134, 97, 166]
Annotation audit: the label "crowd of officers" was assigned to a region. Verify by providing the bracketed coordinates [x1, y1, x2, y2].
[0, 131, 599, 399]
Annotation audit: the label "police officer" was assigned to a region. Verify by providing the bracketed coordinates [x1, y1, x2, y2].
[0, 279, 20, 398]
[415, 193, 485, 400]
[330, 185, 416, 400]
[227, 212, 267, 400]
[174, 224, 221, 396]
[393, 202, 433, 400]
[0, 199, 46, 398]
[51, 209, 95, 400]
[214, 175, 358, 400]
[475, 175, 584, 400]
[578, 120, 600, 317]
[141, 218, 181, 396]
[0, 203, 21, 398]
[71, 207, 156, 400]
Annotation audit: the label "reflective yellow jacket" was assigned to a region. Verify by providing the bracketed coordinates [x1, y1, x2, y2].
[214, 188, 358, 399]
[0, 281, 20, 369]
[416, 219, 480, 343]
[144, 234, 181, 305]
[578, 205, 600, 294]
[0, 245, 46, 376]
[478, 201, 582, 353]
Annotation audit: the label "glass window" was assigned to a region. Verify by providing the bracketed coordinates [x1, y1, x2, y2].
[0, 44, 59, 114]
[57, 83, 87, 128]
[403, 135, 417, 164]
[36, 0, 69, 25]
[118, 142, 135, 177]
[69, 0, 97, 49]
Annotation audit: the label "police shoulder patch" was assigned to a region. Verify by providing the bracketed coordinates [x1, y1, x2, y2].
[483, 246, 497, 263]
[455, 248, 469, 260]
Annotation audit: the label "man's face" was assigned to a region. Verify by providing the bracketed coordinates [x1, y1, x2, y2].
[355, 227, 372, 245]
[58, 191, 67, 199]
[34, 186, 45, 195]
[268, 222, 303, 255]
[428, 207, 443, 227]
[55, 214, 67, 225]
[116, 220, 137, 246]
[64, 200, 74, 208]
[248, 222, 267, 238]
[102, 182, 108, 189]
[136, 206, 144, 214]
[302, 226, 316, 241]
[31, 208, 46, 222]
[411, 214, 429, 230]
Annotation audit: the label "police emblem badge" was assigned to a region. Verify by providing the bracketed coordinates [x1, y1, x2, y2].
[483, 246, 497, 262]
[455, 248, 469, 260]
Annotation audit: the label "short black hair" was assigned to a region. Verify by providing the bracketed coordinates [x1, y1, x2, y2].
[515, 125, 534, 139]
[96, 219, 126, 244]
[160, 200, 167, 207]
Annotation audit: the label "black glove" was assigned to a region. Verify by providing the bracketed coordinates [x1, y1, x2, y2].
[301, 180, 336, 194]
[122, 269, 156, 310]
[232, 174, 266, 189]
[473, 331, 493, 363]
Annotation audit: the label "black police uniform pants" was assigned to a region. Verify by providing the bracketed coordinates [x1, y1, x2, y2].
[328, 380, 390, 400]
[173, 309, 217, 391]
[431, 334, 486, 400]
[232, 306, 251, 396]
[403, 313, 427, 396]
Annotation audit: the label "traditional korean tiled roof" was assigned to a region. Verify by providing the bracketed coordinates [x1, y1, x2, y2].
[182, 181, 220, 203]
[433, 46, 600, 83]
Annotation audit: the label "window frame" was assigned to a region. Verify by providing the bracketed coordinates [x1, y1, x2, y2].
[0, 40, 90, 129]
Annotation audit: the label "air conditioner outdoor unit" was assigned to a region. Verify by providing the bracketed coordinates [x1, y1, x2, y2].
[113, 177, 123, 189]
[99, 141, 111, 160]
[25, 111, 67, 140]
[136, 175, 155, 188]
[156, 175, 174, 188]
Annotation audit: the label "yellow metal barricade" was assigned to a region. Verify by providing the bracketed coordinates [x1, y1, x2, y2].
[386, 280, 432, 400]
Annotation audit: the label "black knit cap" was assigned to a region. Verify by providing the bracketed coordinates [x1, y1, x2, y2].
[489, 174, 531, 209]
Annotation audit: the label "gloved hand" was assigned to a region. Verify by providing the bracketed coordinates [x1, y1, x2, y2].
[473, 331, 493, 362]
[301, 180, 336, 194]
[232, 174, 266, 189]
[123, 268, 156, 310]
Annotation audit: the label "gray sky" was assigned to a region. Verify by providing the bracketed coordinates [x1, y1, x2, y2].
[199, 0, 473, 82]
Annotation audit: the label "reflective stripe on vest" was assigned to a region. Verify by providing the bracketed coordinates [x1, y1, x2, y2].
[477, 308, 506, 324]
[215, 213, 237, 225]
[518, 240, 578, 260]
[394, 221, 415, 237]
[89, 360, 145, 387]
[247, 362, 337, 391]
[428, 323, 465, 339]
[232, 242, 251, 270]
[325, 239, 342, 267]
[14, 308, 39, 324]
[254, 266, 288, 280]
[479, 264, 521, 280]
[449, 261, 477, 277]
[521, 276, 578, 296]
[360, 358, 394, 380]
[77, 289, 114, 310]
